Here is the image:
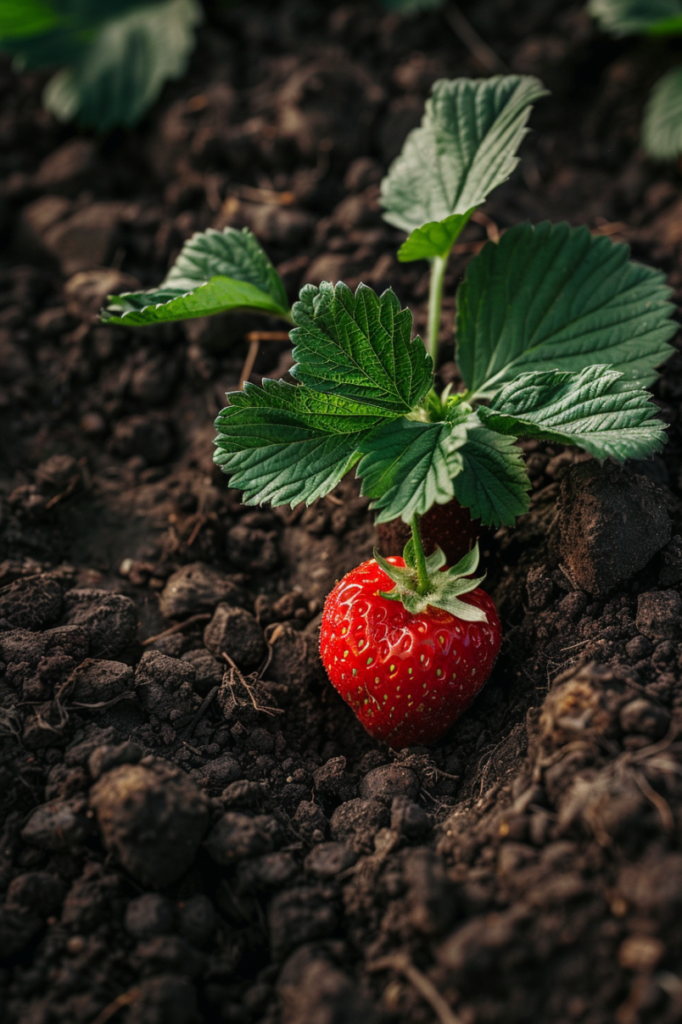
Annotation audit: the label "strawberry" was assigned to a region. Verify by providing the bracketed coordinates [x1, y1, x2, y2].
[376, 497, 481, 567]
[320, 542, 501, 749]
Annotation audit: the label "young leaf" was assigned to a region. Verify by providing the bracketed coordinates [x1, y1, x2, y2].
[357, 418, 468, 524]
[642, 66, 682, 159]
[213, 380, 390, 508]
[452, 426, 531, 527]
[102, 227, 291, 326]
[478, 365, 666, 462]
[381, 75, 549, 236]
[588, 0, 682, 37]
[456, 221, 677, 398]
[290, 282, 433, 414]
[397, 209, 476, 262]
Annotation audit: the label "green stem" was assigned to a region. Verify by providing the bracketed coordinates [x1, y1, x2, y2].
[427, 254, 447, 367]
[410, 515, 429, 596]
[282, 309, 296, 326]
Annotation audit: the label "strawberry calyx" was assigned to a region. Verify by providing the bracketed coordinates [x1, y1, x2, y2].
[374, 534, 488, 623]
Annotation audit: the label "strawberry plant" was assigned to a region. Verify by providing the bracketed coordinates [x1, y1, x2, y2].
[588, 0, 682, 159]
[104, 73, 677, 745]
[0, 0, 202, 131]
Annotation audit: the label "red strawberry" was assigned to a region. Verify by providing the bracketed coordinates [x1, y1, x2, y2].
[320, 545, 501, 749]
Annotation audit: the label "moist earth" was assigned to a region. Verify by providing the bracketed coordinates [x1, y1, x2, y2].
[2, 2, 682, 1022]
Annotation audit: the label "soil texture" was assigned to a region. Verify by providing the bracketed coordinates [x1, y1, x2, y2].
[3, 2, 682, 1023]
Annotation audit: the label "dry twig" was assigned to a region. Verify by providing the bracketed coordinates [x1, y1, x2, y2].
[141, 613, 211, 647]
[445, 3, 508, 74]
[239, 330, 292, 389]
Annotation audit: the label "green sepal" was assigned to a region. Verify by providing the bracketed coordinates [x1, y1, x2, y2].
[374, 542, 488, 622]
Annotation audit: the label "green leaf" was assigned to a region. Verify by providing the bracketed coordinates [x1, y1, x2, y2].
[398, 209, 476, 262]
[456, 221, 677, 399]
[642, 66, 682, 160]
[357, 418, 468, 524]
[381, 75, 549, 235]
[102, 227, 291, 325]
[290, 282, 434, 414]
[0, 0, 62, 40]
[213, 379, 389, 508]
[588, 0, 682, 36]
[479, 365, 666, 461]
[42, 0, 202, 130]
[453, 426, 531, 527]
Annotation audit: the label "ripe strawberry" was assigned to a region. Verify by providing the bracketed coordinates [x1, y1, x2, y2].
[320, 544, 501, 749]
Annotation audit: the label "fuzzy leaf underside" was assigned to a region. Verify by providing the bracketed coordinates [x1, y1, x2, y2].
[290, 282, 433, 414]
[213, 379, 389, 507]
[456, 221, 677, 398]
[453, 426, 531, 527]
[381, 75, 549, 235]
[479, 365, 667, 461]
[41, 0, 202, 130]
[357, 418, 468, 524]
[162, 226, 289, 307]
[643, 66, 682, 160]
[397, 209, 476, 262]
[588, 0, 682, 36]
[102, 227, 290, 325]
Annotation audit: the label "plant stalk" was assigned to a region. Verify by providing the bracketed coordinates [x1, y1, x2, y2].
[427, 254, 447, 367]
[410, 515, 429, 596]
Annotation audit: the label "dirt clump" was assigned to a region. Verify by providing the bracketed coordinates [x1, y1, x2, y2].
[90, 761, 209, 886]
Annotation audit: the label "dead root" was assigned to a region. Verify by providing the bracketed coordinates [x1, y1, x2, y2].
[221, 652, 283, 717]
[368, 952, 463, 1024]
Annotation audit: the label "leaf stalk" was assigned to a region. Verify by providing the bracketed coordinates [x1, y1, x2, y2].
[427, 253, 447, 367]
[410, 515, 429, 595]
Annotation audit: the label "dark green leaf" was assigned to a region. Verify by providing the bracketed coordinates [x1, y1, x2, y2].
[42, 0, 202, 130]
[479, 365, 666, 461]
[357, 418, 468, 524]
[381, 75, 549, 235]
[102, 227, 290, 325]
[588, 0, 682, 36]
[290, 282, 433, 414]
[397, 209, 476, 262]
[456, 221, 676, 398]
[643, 66, 682, 159]
[453, 426, 531, 527]
[213, 379, 389, 508]
[0, 0, 61, 40]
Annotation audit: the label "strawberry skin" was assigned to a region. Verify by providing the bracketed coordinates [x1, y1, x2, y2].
[320, 556, 501, 749]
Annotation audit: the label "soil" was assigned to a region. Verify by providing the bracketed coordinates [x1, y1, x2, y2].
[3, 2, 682, 1023]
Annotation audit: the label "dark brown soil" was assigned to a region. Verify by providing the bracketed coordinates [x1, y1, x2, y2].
[3, 2, 682, 1023]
